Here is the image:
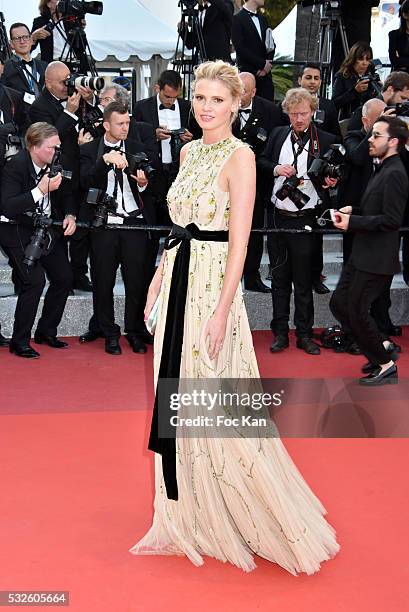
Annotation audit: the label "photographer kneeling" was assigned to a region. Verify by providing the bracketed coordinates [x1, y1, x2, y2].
[0, 122, 76, 358]
[259, 88, 340, 355]
[80, 101, 156, 356]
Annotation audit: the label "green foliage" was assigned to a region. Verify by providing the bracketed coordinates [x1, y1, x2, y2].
[264, 0, 297, 28]
[272, 55, 295, 100]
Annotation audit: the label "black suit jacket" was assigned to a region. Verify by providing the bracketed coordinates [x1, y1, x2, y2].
[183, 0, 233, 62]
[388, 29, 409, 73]
[132, 95, 198, 164]
[332, 72, 374, 120]
[32, 11, 70, 64]
[232, 8, 273, 74]
[79, 136, 157, 226]
[0, 148, 75, 248]
[0, 84, 30, 133]
[337, 128, 372, 207]
[317, 97, 341, 136]
[258, 125, 339, 201]
[29, 88, 80, 189]
[1, 55, 46, 98]
[349, 154, 408, 275]
[232, 95, 285, 155]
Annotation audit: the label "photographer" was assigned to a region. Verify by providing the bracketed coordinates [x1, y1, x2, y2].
[332, 42, 377, 121]
[259, 88, 339, 355]
[0, 122, 76, 359]
[178, 0, 233, 63]
[1, 23, 47, 107]
[32, 0, 70, 64]
[133, 70, 195, 226]
[0, 82, 30, 164]
[389, 0, 409, 74]
[80, 101, 156, 356]
[330, 116, 408, 385]
[29, 60, 97, 291]
[233, 71, 285, 292]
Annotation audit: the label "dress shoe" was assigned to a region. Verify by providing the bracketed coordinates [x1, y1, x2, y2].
[312, 280, 330, 295]
[386, 325, 402, 337]
[72, 276, 93, 292]
[362, 344, 400, 373]
[34, 332, 68, 348]
[9, 342, 40, 359]
[105, 338, 122, 355]
[135, 330, 154, 345]
[126, 335, 147, 354]
[270, 335, 289, 353]
[359, 363, 398, 386]
[244, 277, 270, 293]
[0, 331, 10, 347]
[296, 337, 321, 355]
[79, 330, 103, 343]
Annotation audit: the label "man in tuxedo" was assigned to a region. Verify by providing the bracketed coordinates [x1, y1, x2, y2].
[0, 122, 76, 358]
[298, 62, 341, 295]
[29, 60, 96, 292]
[233, 71, 284, 292]
[232, 0, 275, 101]
[80, 101, 156, 356]
[179, 0, 233, 63]
[1, 23, 47, 108]
[331, 116, 408, 385]
[133, 70, 195, 226]
[259, 88, 338, 355]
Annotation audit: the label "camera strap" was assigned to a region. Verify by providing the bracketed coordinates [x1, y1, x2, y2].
[291, 124, 320, 174]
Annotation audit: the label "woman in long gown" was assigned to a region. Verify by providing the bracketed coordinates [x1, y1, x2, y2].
[130, 61, 340, 574]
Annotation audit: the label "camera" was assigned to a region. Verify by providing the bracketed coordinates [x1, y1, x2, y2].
[23, 216, 53, 267]
[57, 0, 103, 18]
[385, 101, 409, 117]
[126, 152, 156, 181]
[64, 74, 104, 96]
[0, 123, 24, 163]
[308, 144, 346, 188]
[49, 146, 73, 180]
[81, 107, 104, 138]
[87, 188, 117, 228]
[276, 176, 311, 210]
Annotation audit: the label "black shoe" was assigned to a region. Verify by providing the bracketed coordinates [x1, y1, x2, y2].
[312, 281, 330, 295]
[362, 343, 400, 374]
[79, 330, 103, 343]
[137, 330, 154, 345]
[34, 332, 68, 348]
[72, 276, 93, 292]
[346, 341, 362, 355]
[270, 335, 289, 353]
[296, 337, 321, 355]
[126, 335, 147, 354]
[0, 331, 10, 347]
[244, 277, 270, 293]
[105, 338, 121, 355]
[9, 342, 40, 359]
[387, 325, 402, 337]
[359, 363, 398, 386]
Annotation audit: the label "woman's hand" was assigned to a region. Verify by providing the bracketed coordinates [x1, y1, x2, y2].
[144, 274, 162, 321]
[355, 78, 370, 93]
[204, 312, 228, 361]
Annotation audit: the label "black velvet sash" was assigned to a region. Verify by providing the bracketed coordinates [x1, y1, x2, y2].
[148, 223, 229, 500]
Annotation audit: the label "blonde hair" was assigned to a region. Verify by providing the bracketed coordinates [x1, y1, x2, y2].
[25, 122, 58, 149]
[192, 60, 243, 123]
[282, 87, 319, 114]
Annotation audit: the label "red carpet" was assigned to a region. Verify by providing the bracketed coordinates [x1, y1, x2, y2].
[1, 331, 409, 611]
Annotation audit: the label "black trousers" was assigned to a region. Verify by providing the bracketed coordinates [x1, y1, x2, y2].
[330, 260, 391, 365]
[90, 223, 151, 339]
[68, 228, 90, 280]
[312, 233, 324, 283]
[267, 209, 316, 338]
[3, 237, 72, 346]
[243, 196, 265, 282]
[255, 73, 274, 102]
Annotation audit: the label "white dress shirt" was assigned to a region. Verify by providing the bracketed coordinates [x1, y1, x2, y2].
[243, 7, 262, 39]
[104, 139, 143, 218]
[272, 131, 319, 212]
[157, 94, 181, 164]
[239, 100, 253, 129]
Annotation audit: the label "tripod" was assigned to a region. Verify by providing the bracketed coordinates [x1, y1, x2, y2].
[318, 1, 349, 94]
[173, 1, 207, 99]
[59, 19, 98, 76]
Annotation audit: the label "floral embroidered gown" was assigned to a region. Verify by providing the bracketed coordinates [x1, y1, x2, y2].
[129, 136, 340, 573]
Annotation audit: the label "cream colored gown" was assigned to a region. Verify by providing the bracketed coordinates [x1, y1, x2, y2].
[130, 136, 340, 574]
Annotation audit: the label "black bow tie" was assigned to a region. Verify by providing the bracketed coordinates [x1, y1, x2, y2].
[159, 103, 175, 111]
[22, 59, 33, 68]
[239, 108, 251, 115]
[104, 143, 123, 154]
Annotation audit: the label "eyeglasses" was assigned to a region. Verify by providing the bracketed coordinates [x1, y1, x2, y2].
[371, 132, 391, 140]
[12, 35, 31, 42]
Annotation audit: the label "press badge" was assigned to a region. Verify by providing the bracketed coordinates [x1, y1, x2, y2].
[24, 93, 36, 105]
[107, 215, 124, 225]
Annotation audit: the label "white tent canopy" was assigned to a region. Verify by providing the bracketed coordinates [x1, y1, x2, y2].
[0, 0, 177, 61]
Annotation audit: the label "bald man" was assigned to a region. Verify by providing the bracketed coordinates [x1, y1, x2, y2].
[29, 61, 96, 292]
[233, 71, 285, 292]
